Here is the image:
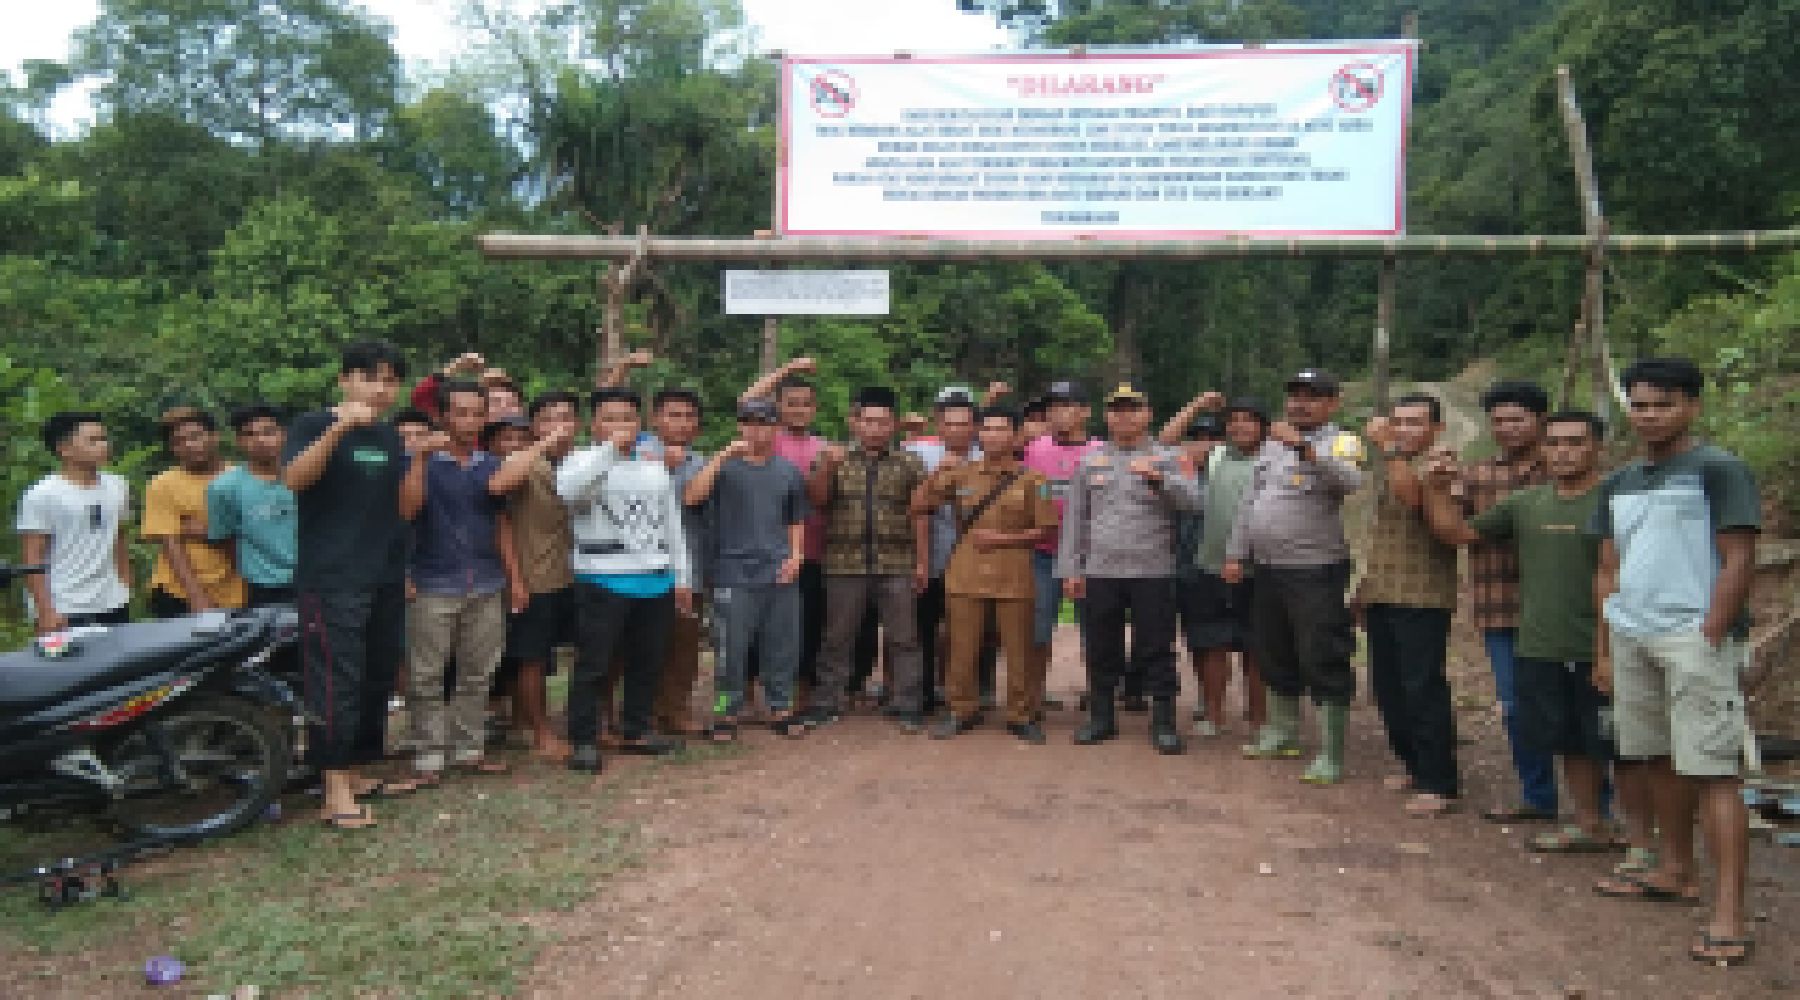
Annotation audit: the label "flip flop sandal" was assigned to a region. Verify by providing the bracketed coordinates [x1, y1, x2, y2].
[1527, 825, 1624, 854]
[355, 778, 419, 800]
[1481, 803, 1557, 823]
[1405, 795, 1460, 817]
[1613, 847, 1659, 875]
[452, 758, 511, 775]
[1690, 932, 1755, 966]
[769, 716, 807, 739]
[709, 721, 740, 744]
[1383, 774, 1416, 792]
[408, 770, 445, 790]
[321, 807, 377, 830]
[1593, 874, 1700, 904]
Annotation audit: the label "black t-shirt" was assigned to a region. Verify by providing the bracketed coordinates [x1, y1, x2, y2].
[281, 410, 408, 591]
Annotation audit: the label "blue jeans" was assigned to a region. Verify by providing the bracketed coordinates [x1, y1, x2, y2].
[1486, 629, 1558, 812]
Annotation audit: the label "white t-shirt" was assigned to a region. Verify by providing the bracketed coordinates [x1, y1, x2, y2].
[15, 472, 132, 615]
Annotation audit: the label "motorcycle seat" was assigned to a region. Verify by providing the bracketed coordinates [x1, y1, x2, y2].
[0, 612, 253, 710]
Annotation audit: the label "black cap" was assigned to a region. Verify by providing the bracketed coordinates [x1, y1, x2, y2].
[1021, 394, 1050, 417]
[1284, 369, 1341, 397]
[1045, 380, 1088, 403]
[1224, 395, 1271, 424]
[479, 414, 531, 448]
[853, 386, 898, 409]
[737, 398, 779, 423]
[1189, 414, 1225, 439]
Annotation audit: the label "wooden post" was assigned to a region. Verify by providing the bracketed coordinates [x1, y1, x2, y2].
[1557, 65, 1624, 418]
[1373, 254, 1397, 413]
[760, 316, 780, 375]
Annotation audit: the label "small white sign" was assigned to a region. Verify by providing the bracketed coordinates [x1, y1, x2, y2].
[724, 269, 891, 315]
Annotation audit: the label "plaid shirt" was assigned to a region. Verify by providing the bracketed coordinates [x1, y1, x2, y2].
[1361, 459, 1460, 610]
[1457, 453, 1548, 630]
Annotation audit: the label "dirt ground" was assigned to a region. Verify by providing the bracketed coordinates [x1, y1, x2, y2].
[520, 627, 1798, 1000]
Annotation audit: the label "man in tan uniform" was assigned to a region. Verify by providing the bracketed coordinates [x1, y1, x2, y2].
[914, 407, 1060, 743]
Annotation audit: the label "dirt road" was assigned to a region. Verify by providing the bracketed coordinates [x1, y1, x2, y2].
[523, 631, 1798, 999]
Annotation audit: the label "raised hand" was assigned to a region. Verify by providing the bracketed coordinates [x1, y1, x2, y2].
[412, 430, 452, 455]
[1363, 416, 1396, 450]
[1267, 421, 1304, 449]
[1195, 390, 1226, 410]
[786, 356, 818, 375]
[722, 439, 752, 459]
[335, 401, 378, 428]
[445, 352, 485, 377]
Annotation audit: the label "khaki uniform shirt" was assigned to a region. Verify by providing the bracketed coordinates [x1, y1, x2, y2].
[921, 459, 1057, 600]
[821, 447, 927, 576]
[508, 458, 575, 595]
[1360, 458, 1460, 609]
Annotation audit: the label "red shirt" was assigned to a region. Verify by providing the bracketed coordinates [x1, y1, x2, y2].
[773, 429, 827, 561]
[1022, 434, 1101, 554]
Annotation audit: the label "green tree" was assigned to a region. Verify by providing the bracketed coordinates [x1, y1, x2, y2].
[77, 0, 400, 148]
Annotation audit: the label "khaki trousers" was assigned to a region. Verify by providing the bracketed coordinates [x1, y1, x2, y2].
[945, 594, 1035, 724]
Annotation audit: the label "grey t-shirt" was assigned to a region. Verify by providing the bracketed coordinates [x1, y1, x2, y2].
[1589, 443, 1760, 638]
[704, 456, 810, 588]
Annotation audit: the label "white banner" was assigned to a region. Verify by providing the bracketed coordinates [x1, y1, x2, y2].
[723, 269, 891, 315]
[779, 45, 1415, 239]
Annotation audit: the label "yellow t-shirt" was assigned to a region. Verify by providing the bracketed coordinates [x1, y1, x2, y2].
[142, 466, 247, 608]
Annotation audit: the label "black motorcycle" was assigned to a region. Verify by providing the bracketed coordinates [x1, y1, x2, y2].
[0, 564, 301, 844]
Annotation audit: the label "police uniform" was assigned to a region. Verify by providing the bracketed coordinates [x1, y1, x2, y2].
[1056, 385, 1203, 750]
[1225, 369, 1366, 783]
[918, 457, 1058, 729]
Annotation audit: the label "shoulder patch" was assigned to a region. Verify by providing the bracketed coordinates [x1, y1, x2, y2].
[1329, 433, 1365, 463]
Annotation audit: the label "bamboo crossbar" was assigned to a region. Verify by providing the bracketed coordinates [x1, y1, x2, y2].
[478, 230, 1800, 263]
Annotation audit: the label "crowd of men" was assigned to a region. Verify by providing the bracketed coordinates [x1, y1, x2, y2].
[14, 343, 1764, 966]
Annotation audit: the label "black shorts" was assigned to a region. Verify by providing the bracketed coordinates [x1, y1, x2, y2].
[1177, 570, 1252, 653]
[1515, 657, 1613, 761]
[506, 586, 577, 669]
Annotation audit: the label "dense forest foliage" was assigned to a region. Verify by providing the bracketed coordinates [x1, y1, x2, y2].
[2, 0, 1796, 551]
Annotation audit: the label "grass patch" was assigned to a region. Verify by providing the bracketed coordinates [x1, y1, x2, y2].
[0, 750, 735, 998]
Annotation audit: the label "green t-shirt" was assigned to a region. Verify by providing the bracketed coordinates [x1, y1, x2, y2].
[1470, 484, 1602, 663]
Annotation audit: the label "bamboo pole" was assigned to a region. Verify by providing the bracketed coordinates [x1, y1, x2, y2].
[1557, 65, 1626, 417]
[480, 229, 1800, 263]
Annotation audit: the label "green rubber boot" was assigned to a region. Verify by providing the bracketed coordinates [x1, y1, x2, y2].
[1300, 702, 1348, 785]
[1241, 691, 1302, 759]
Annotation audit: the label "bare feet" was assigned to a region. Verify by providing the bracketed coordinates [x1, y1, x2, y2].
[533, 732, 572, 762]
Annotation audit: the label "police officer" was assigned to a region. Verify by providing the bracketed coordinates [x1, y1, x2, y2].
[913, 406, 1060, 743]
[1058, 383, 1203, 754]
[1225, 369, 1366, 785]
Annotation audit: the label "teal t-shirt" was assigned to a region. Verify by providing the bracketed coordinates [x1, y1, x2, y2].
[206, 466, 297, 587]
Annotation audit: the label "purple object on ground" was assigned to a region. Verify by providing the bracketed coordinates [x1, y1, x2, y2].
[145, 955, 184, 985]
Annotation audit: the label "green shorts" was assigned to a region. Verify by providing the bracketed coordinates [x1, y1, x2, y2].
[1610, 627, 1749, 778]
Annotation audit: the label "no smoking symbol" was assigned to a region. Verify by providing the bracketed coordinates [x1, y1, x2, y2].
[1330, 63, 1384, 112]
[810, 70, 858, 118]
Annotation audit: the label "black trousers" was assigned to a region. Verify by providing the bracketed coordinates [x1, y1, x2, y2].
[1250, 561, 1356, 705]
[1366, 604, 1460, 797]
[297, 583, 405, 770]
[1081, 576, 1179, 700]
[571, 584, 673, 744]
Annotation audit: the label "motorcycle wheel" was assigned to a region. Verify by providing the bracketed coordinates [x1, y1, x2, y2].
[104, 694, 292, 843]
